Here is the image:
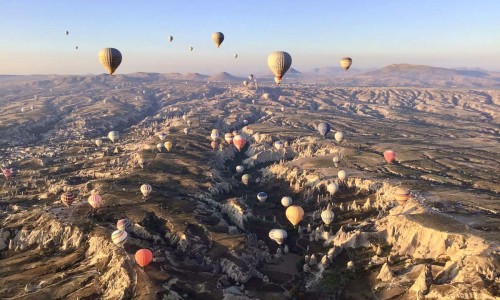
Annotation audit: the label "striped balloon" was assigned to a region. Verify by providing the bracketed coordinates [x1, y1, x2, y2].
[117, 219, 132, 231]
[61, 192, 75, 207]
[140, 184, 152, 197]
[88, 194, 103, 209]
[111, 230, 127, 247]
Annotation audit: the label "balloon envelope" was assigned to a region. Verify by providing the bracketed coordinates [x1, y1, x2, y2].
[395, 187, 410, 205]
[98, 48, 122, 75]
[321, 210, 335, 225]
[88, 194, 103, 209]
[108, 131, 119, 143]
[340, 57, 352, 71]
[241, 174, 251, 185]
[317, 123, 331, 137]
[268, 51, 292, 84]
[257, 192, 268, 202]
[140, 184, 152, 197]
[281, 196, 292, 207]
[224, 133, 234, 144]
[211, 32, 224, 48]
[286, 205, 304, 226]
[384, 150, 396, 163]
[334, 131, 344, 143]
[236, 165, 244, 173]
[117, 219, 132, 231]
[233, 135, 247, 151]
[111, 230, 128, 246]
[135, 249, 153, 267]
[61, 192, 75, 207]
[338, 170, 348, 181]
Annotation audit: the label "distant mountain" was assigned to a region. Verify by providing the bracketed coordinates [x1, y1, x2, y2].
[180, 73, 209, 81]
[347, 64, 500, 88]
[309, 67, 366, 77]
[207, 72, 244, 82]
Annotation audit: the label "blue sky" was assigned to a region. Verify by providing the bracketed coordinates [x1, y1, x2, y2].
[0, 0, 499, 75]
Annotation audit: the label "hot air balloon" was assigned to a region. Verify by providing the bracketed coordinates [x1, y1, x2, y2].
[232, 130, 239, 136]
[243, 80, 248, 87]
[332, 155, 340, 168]
[138, 156, 146, 169]
[384, 150, 396, 163]
[281, 106, 285, 112]
[187, 120, 192, 127]
[317, 123, 331, 137]
[168, 35, 173, 42]
[2, 168, 12, 181]
[234, 53, 238, 59]
[327, 182, 339, 195]
[182, 115, 188, 121]
[395, 188, 410, 205]
[235, 165, 244, 174]
[248, 74, 254, 81]
[140, 184, 152, 197]
[135, 249, 153, 267]
[111, 230, 128, 247]
[211, 140, 219, 150]
[274, 141, 284, 151]
[241, 174, 251, 186]
[65, 30, 69, 35]
[340, 57, 352, 71]
[184, 128, 190, 135]
[338, 170, 347, 181]
[117, 219, 132, 231]
[158, 132, 167, 141]
[335, 131, 345, 143]
[269, 229, 287, 245]
[165, 141, 173, 151]
[88, 194, 103, 209]
[257, 192, 268, 202]
[210, 129, 220, 141]
[224, 133, 234, 144]
[189, 46, 194, 52]
[286, 205, 304, 227]
[233, 135, 247, 151]
[76, 46, 79, 50]
[281, 196, 292, 207]
[95, 139, 103, 147]
[108, 131, 119, 143]
[321, 210, 335, 225]
[267, 51, 292, 85]
[243, 119, 249, 125]
[156, 143, 164, 152]
[98, 48, 122, 75]
[211, 32, 224, 48]
[61, 192, 75, 207]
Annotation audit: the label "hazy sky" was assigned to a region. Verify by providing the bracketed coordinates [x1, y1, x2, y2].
[0, 0, 499, 75]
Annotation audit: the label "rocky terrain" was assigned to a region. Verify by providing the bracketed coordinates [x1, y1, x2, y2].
[0, 73, 499, 299]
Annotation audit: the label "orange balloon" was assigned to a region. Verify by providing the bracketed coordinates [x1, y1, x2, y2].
[135, 249, 153, 267]
[395, 187, 410, 205]
[384, 150, 396, 163]
[211, 140, 219, 150]
[286, 205, 304, 226]
[233, 135, 247, 151]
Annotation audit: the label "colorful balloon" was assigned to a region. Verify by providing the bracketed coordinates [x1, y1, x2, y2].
[321, 210, 335, 225]
[117, 219, 132, 231]
[211, 140, 219, 150]
[233, 135, 247, 151]
[135, 249, 153, 267]
[108, 131, 119, 143]
[334, 131, 344, 143]
[395, 187, 410, 205]
[257, 192, 268, 202]
[235, 165, 244, 174]
[267, 51, 292, 84]
[317, 123, 331, 137]
[98, 48, 122, 75]
[111, 230, 128, 247]
[2, 168, 12, 181]
[340, 57, 352, 71]
[224, 133, 234, 144]
[241, 174, 251, 186]
[286, 205, 304, 226]
[61, 192, 75, 207]
[210, 130, 220, 141]
[384, 150, 396, 163]
[88, 194, 103, 209]
[281, 196, 292, 207]
[140, 184, 152, 197]
[165, 141, 173, 151]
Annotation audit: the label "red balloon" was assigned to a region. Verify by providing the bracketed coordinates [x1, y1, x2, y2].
[233, 135, 247, 151]
[384, 150, 396, 163]
[61, 192, 75, 207]
[2, 168, 12, 181]
[135, 249, 153, 267]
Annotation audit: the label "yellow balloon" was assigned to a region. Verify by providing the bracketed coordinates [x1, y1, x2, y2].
[211, 32, 224, 48]
[286, 205, 304, 226]
[340, 57, 352, 71]
[98, 48, 122, 75]
[267, 51, 292, 84]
